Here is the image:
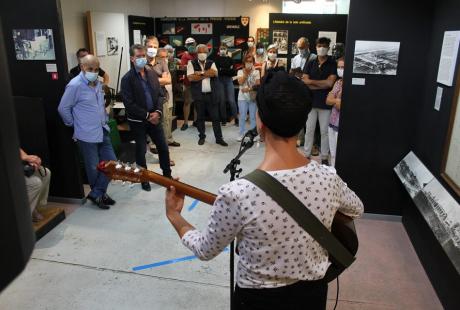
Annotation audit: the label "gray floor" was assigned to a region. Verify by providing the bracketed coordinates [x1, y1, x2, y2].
[0, 124, 443, 309]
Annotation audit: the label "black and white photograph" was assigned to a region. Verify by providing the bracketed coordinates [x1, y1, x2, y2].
[291, 42, 298, 55]
[162, 23, 176, 35]
[413, 178, 460, 273]
[106, 37, 118, 56]
[273, 30, 288, 55]
[13, 29, 55, 60]
[394, 151, 434, 198]
[353, 40, 400, 75]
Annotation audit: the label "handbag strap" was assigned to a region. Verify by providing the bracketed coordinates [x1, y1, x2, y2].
[243, 169, 355, 268]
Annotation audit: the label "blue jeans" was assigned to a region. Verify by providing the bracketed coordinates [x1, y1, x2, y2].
[238, 100, 257, 136]
[77, 130, 117, 199]
[219, 76, 237, 120]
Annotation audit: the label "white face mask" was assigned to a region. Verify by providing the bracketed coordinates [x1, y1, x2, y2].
[147, 47, 158, 58]
[245, 63, 253, 70]
[317, 47, 328, 57]
[337, 68, 344, 78]
[198, 53, 207, 61]
[268, 52, 277, 61]
[247, 41, 254, 48]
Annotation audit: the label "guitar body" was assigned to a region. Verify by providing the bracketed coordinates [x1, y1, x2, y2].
[98, 160, 358, 282]
[325, 212, 358, 282]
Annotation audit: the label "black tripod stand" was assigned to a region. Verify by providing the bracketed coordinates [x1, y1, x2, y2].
[223, 131, 258, 310]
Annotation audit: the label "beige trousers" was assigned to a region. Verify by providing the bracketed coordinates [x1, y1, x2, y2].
[25, 168, 51, 212]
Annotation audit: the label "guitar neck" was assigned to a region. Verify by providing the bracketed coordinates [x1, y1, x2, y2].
[144, 170, 217, 205]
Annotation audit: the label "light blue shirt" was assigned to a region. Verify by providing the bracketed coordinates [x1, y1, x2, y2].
[291, 52, 317, 70]
[58, 72, 110, 143]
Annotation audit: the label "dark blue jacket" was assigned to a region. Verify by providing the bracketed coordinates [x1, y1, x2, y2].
[121, 66, 164, 121]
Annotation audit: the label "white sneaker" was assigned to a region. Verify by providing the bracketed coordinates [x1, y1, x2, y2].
[237, 135, 244, 142]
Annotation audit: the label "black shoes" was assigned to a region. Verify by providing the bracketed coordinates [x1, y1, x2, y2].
[198, 138, 205, 145]
[321, 159, 330, 166]
[180, 124, 188, 131]
[168, 141, 181, 147]
[102, 194, 116, 206]
[87, 195, 110, 210]
[216, 139, 228, 147]
[141, 182, 151, 191]
[150, 147, 158, 154]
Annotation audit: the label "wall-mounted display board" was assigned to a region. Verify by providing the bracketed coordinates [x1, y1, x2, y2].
[154, 17, 250, 69]
[442, 63, 460, 197]
[395, 152, 460, 274]
[268, 13, 347, 70]
[128, 15, 155, 47]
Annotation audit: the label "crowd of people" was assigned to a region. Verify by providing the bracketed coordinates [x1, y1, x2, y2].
[16, 28, 362, 310]
[22, 34, 346, 218]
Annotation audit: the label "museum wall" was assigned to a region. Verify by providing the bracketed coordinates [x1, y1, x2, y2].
[149, 0, 282, 38]
[336, 0, 433, 215]
[403, 0, 460, 308]
[87, 12, 128, 91]
[0, 0, 84, 199]
[60, 0, 150, 70]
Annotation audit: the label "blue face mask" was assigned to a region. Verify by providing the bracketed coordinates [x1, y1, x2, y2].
[256, 48, 264, 55]
[134, 57, 147, 69]
[187, 45, 196, 53]
[85, 71, 98, 82]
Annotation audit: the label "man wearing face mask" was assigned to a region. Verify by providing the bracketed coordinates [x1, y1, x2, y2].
[215, 43, 237, 126]
[58, 55, 117, 210]
[187, 44, 228, 146]
[302, 37, 338, 165]
[69, 48, 110, 85]
[180, 37, 198, 131]
[121, 44, 172, 191]
[145, 37, 180, 150]
[290, 37, 317, 78]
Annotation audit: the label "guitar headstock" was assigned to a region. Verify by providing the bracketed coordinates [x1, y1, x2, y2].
[97, 160, 147, 184]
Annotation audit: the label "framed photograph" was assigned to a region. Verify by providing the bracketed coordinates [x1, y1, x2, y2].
[162, 23, 176, 35]
[353, 40, 400, 75]
[106, 37, 118, 56]
[170, 35, 183, 47]
[291, 42, 298, 55]
[220, 35, 235, 48]
[13, 29, 55, 60]
[273, 30, 288, 55]
[191, 23, 213, 35]
[441, 63, 460, 197]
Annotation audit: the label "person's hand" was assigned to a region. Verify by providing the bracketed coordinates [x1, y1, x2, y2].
[204, 69, 215, 77]
[242, 87, 250, 93]
[301, 74, 312, 85]
[165, 179, 185, 218]
[24, 155, 41, 169]
[335, 99, 341, 110]
[148, 112, 161, 125]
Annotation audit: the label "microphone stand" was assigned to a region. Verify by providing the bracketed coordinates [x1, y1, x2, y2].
[223, 132, 257, 310]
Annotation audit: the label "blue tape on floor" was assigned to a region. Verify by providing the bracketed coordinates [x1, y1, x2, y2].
[132, 247, 230, 271]
[187, 199, 199, 211]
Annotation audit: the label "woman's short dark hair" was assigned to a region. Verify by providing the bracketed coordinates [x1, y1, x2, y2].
[256, 42, 264, 49]
[256, 71, 312, 138]
[243, 53, 255, 64]
[316, 37, 331, 46]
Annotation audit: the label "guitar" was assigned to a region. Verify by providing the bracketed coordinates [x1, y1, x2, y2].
[97, 160, 358, 282]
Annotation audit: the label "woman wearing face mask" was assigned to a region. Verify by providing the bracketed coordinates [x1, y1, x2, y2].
[261, 44, 281, 78]
[244, 36, 256, 57]
[326, 57, 344, 167]
[236, 54, 260, 141]
[254, 42, 266, 71]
